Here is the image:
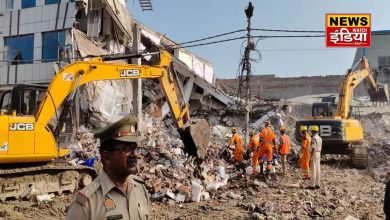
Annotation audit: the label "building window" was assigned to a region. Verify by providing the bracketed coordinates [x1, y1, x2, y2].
[4, 34, 34, 65]
[6, 0, 14, 9]
[21, 0, 36, 9]
[45, 0, 61, 5]
[42, 31, 66, 62]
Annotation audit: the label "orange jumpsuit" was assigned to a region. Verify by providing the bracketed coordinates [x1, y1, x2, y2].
[228, 133, 244, 162]
[278, 134, 291, 175]
[248, 135, 260, 173]
[278, 134, 291, 155]
[299, 133, 311, 178]
[258, 127, 276, 172]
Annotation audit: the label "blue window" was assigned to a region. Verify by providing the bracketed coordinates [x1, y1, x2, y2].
[4, 35, 34, 65]
[21, 0, 35, 9]
[42, 31, 66, 62]
[45, 0, 61, 5]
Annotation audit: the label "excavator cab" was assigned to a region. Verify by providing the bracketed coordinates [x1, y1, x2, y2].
[0, 84, 47, 116]
[0, 84, 75, 148]
[311, 102, 334, 117]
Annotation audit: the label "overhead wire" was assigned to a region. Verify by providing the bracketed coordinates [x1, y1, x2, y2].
[1, 28, 390, 63]
[251, 28, 325, 33]
[177, 29, 246, 45]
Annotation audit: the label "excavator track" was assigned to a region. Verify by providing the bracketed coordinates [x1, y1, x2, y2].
[351, 145, 368, 169]
[0, 161, 97, 200]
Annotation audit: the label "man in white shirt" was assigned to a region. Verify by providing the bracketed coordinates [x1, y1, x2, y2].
[309, 126, 322, 190]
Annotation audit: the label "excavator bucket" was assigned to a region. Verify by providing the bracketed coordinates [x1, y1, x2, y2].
[368, 83, 389, 103]
[178, 119, 210, 161]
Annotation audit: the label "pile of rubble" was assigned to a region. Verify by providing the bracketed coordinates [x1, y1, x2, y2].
[66, 111, 239, 204]
[361, 112, 390, 182]
[137, 113, 236, 203]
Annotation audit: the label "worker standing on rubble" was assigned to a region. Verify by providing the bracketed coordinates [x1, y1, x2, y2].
[277, 126, 291, 176]
[66, 115, 150, 220]
[309, 126, 322, 189]
[258, 121, 276, 177]
[299, 126, 311, 180]
[247, 131, 260, 175]
[227, 128, 244, 163]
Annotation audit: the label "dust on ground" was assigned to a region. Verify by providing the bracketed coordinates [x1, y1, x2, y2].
[0, 158, 385, 220]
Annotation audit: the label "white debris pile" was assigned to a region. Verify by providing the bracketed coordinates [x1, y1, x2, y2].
[137, 113, 235, 203]
[361, 112, 390, 182]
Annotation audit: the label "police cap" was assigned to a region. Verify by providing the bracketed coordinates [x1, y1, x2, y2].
[94, 114, 139, 144]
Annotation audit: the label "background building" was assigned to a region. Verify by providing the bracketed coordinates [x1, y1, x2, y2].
[218, 31, 390, 101]
[0, 0, 215, 88]
[353, 30, 390, 96]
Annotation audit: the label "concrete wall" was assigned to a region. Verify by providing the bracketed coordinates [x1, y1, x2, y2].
[175, 49, 214, 84]
[217, 75, 344, 100]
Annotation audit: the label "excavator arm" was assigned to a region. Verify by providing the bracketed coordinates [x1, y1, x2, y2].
[336, 57, 389, 119]
[0, 50, 209, 165]
[36, 51, 190, 128]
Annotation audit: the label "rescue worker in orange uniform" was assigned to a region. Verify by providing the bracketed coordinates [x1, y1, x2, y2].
[298, 126, 311, 180]
[227, 128, 244, 163]
[247, 131, 260, 175]
[258, 121, 276, 177]
[277, 126, 291, 176]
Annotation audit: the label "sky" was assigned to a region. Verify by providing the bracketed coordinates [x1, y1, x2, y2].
[127, 0, 390, 79]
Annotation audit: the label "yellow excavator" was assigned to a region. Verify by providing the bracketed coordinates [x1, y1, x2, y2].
[295, 57, 389, 168]
[0, 50, 210, 199]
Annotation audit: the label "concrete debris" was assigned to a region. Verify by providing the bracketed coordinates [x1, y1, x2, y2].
[228, 191, 243, 200]
[20, 185, 40, 200]
[360, 112, 390, 182]
[175, 193, 186, 203]
[251, 212, 265, 220]
[36, 194, 55, 204]
[1, 95, 388, 219]
[191, 181, 203, 202]
[344, 215, 359, 220]
[65, 98, 387, 220]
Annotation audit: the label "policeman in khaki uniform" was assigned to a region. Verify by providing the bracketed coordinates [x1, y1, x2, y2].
[66, 114, 150, 220]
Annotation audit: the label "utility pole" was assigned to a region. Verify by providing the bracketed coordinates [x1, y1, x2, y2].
[243, 2, 254, 149]
[132, 23, 143, 132]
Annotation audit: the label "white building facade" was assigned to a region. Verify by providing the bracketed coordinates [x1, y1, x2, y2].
[353, 31, 390, 97]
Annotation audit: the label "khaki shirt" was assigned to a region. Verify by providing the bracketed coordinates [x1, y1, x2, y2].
[66, 171, 150, 220]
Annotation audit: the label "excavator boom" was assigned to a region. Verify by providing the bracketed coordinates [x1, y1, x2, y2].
[0, 50, 210, 200]
[336, 57, 389, 119]
[295, 56, 389, 168]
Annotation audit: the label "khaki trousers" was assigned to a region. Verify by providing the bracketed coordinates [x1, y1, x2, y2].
[310, 152, 321, 186]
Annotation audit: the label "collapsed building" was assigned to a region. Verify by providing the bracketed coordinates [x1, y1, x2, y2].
[0, 0, 238, 136]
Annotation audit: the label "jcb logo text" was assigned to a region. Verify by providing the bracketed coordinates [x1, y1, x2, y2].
[120, 69, 140, 77]
[9, 123, 34, 131]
